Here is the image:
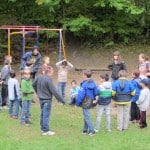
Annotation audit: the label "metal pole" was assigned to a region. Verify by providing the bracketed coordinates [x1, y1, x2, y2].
[59, 30, 62, 61]
[8, 28, 10, 56]
[22, 28, 25, 56]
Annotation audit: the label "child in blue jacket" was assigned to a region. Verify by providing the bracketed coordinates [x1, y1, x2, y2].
[112, 70, 135, 131]
[130, 70, 141, 123]
[76, 70, 98, 136]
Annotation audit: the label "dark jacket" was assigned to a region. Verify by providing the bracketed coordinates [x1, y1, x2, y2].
[76, 79, 99, 106]
[33, 75, 65, 104]
[108, 61, 126, 80]
[112, 78, 135, 104]
[20, 51, 41, 73]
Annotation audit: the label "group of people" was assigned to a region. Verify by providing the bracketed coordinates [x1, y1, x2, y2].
[0, 46, 150, 137]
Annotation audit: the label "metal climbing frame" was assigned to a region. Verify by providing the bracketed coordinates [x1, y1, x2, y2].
[0, 25, 66, 61]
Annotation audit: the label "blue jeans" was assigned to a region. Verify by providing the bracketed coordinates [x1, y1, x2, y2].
[58, 82, 66, 98]
[83, 109, 94, 133]
[40, 100, 52, 132]
[9, 99, 19, 117]
[0, 92, 2, 107]
[20, 100, 31, 124]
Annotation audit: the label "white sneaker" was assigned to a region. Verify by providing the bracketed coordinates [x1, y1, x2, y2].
[42, 131, 55, 136]
[94, 129, 99, 133]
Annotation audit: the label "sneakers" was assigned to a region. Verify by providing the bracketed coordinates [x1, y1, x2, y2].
[94, 129, 99, 133]
[88, 132, 96, 136]
[42, 131, 55, 136]
[82, 130, 88, 135]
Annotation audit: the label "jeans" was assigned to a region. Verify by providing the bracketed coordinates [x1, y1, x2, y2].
[95, 105, 111, 131]
[40, 100, 52, 132]
[68, 96, 76, 105]
[1, 84, 8, 106]
[130, 102, 140, 121]
[9, 99, 19, 117]
[83, 108, 94, 133]
[20, 100, 31, 124]
[58, 82, 66, 98]
[0, 92, 2, 107]
[117, 104, 130, 130]
[139, 111, 147, 128]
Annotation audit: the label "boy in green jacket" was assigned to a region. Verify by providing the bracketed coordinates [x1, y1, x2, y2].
[20, 69, 34, 125]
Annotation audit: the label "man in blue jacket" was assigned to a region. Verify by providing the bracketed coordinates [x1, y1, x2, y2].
[20, 46, 41, 80]
[76, 70, 98, 136]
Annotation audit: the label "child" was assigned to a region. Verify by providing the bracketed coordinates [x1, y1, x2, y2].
[1, 58, 12, 108]
[76, 70, 99, 136]
[33, 66, 65, 136]
[136, 79, 150, 129]
[20, 69, 34, 125]
[68, 80, 80, 105]
[108, 51, 127, 81]
[138, 53, 150, 79]
[8, 70, 21, 119]
[130, 70, 141, 123]
[56, 59, 73, 98]
[112, 70, 135, 131]
[41, 56, 50, 74]
[95, 73, 112, 133]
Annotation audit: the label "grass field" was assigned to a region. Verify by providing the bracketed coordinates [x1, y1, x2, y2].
[0, 101, 150, 150]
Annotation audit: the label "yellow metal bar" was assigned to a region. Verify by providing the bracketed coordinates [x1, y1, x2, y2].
[62, 37, 67, 59]
[10, 31, 23, 35]
[25, 46, 33, 49]
[8, 29, 10, 56]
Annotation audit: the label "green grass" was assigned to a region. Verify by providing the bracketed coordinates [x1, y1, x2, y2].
[0, 102, 150, 150]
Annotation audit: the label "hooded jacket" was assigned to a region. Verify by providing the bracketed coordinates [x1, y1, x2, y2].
[112, 77, 135, 104]
[76, 79, 99, 106]
[131, 78, 142, 103]
[98, 81, 112, 105]
[20, 51, 41, 73]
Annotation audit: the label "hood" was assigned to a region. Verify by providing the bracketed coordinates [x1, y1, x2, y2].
[101, 82, 112, 90]
[85, 79, 96, 90]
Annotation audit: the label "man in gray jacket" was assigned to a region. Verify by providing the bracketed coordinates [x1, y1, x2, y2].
[33, 66, 65, 136]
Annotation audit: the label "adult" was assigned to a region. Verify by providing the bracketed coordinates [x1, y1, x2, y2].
[33, 66, 65, 136]
[108, 51, 127, 81]
[20, 46, 41, 80]
[138, 53, 150, 79]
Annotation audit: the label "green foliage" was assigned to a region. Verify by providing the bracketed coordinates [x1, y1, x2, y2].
[0, 0, 149, 44]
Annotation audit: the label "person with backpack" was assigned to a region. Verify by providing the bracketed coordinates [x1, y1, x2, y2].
[108, 51, 127, 81]
[76, 70, 99, 136]
[130, 70, 142, 123]
[112, 70, 135, 131]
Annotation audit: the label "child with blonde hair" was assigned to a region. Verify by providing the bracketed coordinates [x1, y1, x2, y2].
[41, 56, 50, 74]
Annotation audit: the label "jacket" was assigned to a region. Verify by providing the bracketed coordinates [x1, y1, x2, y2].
[136, 88, 150, 111]
[33, 74, 65, 104]
[76, 79, 99, 106]
[20, 51, 41, 73]
[1, 65, 11, 85]
[131, 78, 142, 103]
[21, 79, 34, 101]
[98, 81, 112, 105]
[56, 60, 73, 82]
[112, 77, 135, 104]
[8, 78, 21, 100]
[108, 61, 126, 80]
[70, 86, 80, 97]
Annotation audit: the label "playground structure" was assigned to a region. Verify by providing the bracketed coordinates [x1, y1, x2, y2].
[0, 25, 66, 61]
